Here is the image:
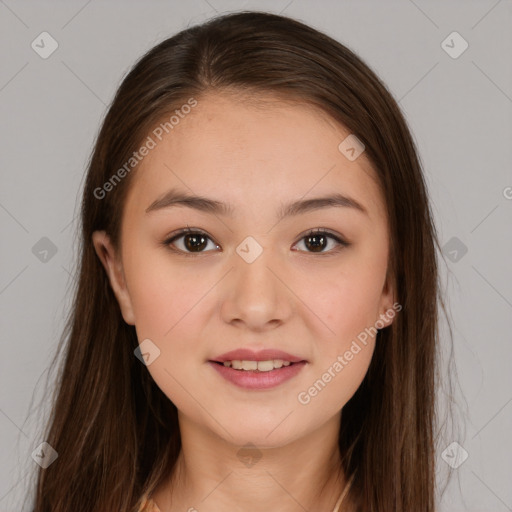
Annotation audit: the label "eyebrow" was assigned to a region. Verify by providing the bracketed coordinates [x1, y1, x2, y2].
[145, 188, 368, 219]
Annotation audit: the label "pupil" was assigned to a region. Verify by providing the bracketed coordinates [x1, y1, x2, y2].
[306, 234, 326, 252]
[185, 234, 207, 252]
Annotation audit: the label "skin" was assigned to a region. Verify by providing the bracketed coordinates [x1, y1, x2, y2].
[93, 91, 396, 511]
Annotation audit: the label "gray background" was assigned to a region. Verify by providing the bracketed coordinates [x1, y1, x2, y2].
[1, 0, 511, 510]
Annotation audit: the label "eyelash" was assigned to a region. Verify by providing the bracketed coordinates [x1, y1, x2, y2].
[161, 226, 350, 257]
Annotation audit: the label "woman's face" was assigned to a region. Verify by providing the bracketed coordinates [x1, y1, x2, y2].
[94, 91, 395, 448]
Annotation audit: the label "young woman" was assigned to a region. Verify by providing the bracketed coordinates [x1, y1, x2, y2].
[31, 11, 454, 512]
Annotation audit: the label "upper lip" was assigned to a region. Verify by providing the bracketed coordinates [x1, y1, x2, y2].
[210, 348, 306, 363]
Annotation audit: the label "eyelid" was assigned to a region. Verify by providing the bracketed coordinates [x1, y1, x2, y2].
[297, 227, 349, 245]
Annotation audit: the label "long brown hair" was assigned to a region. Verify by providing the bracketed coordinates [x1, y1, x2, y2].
[28, 11, 459, 511]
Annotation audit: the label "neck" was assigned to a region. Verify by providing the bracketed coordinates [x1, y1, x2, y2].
[154, 412, 349, 512]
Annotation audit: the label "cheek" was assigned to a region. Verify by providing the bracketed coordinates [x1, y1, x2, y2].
[295, 274, 381, 420]
[124, 246, 203, 340]
[124, 252, 209, 406]
[319, 263, 386, 346]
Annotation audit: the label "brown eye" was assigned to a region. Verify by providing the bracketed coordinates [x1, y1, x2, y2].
[164, 228, 219, 254]
[304, 232, 328, 252]
[182, 232, 208, 252]
[293, 229, 349, 254]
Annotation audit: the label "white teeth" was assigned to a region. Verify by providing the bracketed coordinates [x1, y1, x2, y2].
[241, 360, 258, 371]
[221, 359, 294, 371]
[256, 360, 275, 372]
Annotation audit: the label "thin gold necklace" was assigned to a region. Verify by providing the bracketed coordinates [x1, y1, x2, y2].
[331, 473, 355, 512]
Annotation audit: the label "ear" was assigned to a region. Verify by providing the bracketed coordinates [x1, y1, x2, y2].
[377, 268, 398, 328]
[92, 230, 136, 325]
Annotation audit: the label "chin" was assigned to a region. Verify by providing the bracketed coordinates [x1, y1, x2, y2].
[216, 420, 304, 450]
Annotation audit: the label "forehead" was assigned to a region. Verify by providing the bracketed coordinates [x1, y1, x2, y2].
[124, 91, 385, 222]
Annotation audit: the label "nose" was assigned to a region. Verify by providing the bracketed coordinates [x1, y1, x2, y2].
[220, 242, 293, 331]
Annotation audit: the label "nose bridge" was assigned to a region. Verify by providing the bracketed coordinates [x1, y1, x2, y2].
[221, 235, 291, 328]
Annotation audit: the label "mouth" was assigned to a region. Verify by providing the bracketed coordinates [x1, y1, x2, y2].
[208, 348, 308, 389]
[209, 359, 304, 372]
[207, 359, 308, 390]
[210, 348, 306, 365]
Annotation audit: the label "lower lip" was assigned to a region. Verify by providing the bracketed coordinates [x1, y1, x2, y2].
[208, 361, 307, 390]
